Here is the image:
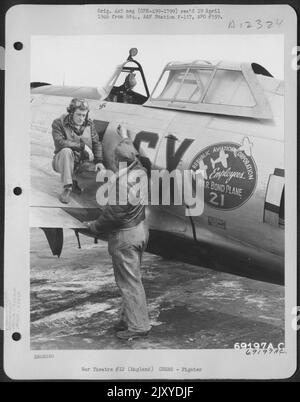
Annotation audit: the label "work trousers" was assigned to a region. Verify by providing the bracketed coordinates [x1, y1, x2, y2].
[52, 148, 75, 187]
[108, 220, 151, 332]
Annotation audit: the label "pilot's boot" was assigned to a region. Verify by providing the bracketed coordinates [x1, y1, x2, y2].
[72, 180, 82, 195]
[59, 184, 72, 204]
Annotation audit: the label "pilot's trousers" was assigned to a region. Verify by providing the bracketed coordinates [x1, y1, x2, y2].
[108, 220, 151, 333]
[52, 148, 75, 187]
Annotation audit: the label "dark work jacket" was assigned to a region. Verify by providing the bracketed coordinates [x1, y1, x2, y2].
[89, 159, 147, 233]
[52, 114, 103, 164]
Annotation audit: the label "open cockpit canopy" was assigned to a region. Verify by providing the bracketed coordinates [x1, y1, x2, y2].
[144, 60, 273, 119]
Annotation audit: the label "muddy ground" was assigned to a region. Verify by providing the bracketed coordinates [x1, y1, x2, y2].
[30, 228, 284, 350]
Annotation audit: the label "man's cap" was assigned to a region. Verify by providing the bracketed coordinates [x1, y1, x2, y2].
[124, 73, 137, 89]
[67, 98, 89, 113]
[114, 139, 138, 164]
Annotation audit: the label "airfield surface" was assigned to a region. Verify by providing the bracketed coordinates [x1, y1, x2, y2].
[30, 228, 284, 350]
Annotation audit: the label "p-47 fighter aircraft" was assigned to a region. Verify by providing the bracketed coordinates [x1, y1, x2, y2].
[30, 49, 284, 285]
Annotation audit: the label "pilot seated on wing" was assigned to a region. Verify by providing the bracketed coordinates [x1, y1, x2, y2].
[51, 98, 105, 204]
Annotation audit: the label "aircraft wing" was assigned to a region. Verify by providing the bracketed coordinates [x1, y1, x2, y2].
[30, 207, 87, 229]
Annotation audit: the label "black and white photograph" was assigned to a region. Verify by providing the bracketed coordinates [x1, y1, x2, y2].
[3, 4, 297, 380]
[30, 33, 286, 350]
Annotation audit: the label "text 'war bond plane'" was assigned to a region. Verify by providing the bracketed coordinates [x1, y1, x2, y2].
[30, 48, 284, 285]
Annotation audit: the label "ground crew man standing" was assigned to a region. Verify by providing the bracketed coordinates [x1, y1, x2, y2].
[85, 126, 151, 340]
[51, 98, 104, 203]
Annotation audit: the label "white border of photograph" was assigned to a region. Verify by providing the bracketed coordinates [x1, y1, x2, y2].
[4, 4, 297, 380]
